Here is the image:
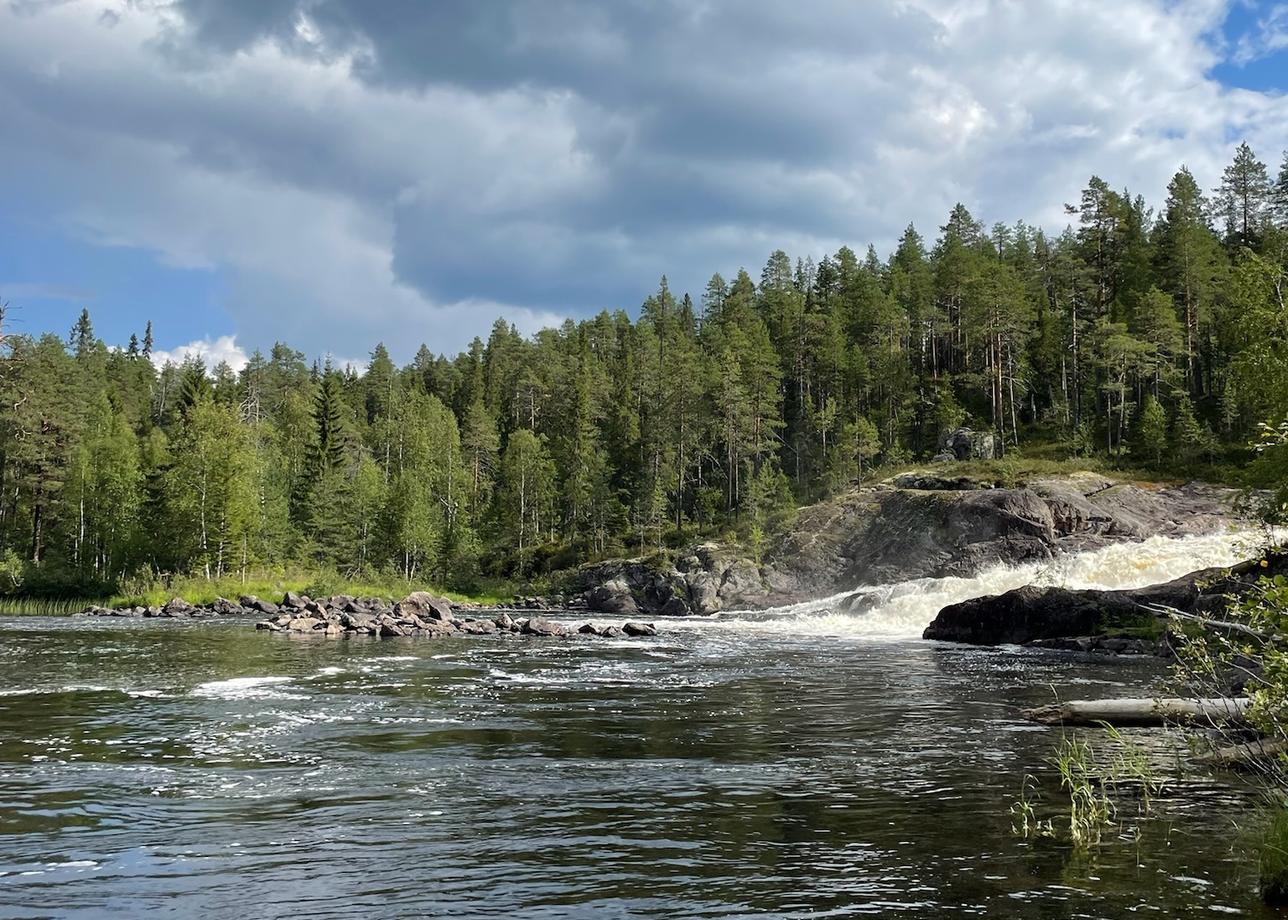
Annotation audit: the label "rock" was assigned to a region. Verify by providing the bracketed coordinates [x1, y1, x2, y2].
[396, 591, 455, 622]
[379, 622, 406, 637]
[460, 618, 497, 635]
[600, 625, 624, 638]
[923, 552, 1288, 647]
[686, 572, 722, 615]
[623, 621, 657, 637]
[163, 597, 193, 615]
[210, 597, 243, 616]
[493, 611, 514, 630]
[586, 578, 641, 615]
[937, 427, 998, 461]
[521, 617, 569, 637]
[323, 623, 342, 638]
[255, 620, 280, 631]
[761, 475, 1241, 605]
[286, 616, 319, 632]
[240, 595, 280, 616]
[282, 591, 307, 610]
[892, 472, 993, 491]
[578, 623, 601, 635]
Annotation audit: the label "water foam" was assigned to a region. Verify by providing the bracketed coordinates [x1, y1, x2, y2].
[680, 529, 1268, 640]
[191, 676, 297, 700]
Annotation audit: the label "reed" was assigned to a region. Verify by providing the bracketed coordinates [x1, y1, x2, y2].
[0, 597, 106, 616]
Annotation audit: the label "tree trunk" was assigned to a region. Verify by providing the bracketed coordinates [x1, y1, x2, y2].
[1023, 697, 1250, 727]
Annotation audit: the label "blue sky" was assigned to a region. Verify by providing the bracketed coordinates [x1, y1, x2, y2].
[2, 0, 1287, 369]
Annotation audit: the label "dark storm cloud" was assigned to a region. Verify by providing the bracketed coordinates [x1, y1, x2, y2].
[158, 0, 942, 305]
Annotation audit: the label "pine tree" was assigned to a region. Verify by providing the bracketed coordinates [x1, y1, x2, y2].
[1134, 395, 1167, 464]
[142, 321, 154, 358]
[1216, 141, 1272, 248]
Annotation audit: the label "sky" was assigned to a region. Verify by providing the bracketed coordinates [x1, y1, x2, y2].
[1, 0, 1288, 371]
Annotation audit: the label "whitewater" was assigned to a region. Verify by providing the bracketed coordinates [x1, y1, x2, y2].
[663, 528, 1273, 641]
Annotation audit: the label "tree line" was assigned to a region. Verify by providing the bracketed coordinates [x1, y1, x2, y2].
[4, 142, 1288, 594]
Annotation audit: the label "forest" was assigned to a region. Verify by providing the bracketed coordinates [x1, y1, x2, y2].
[4, 142, 1288, 599]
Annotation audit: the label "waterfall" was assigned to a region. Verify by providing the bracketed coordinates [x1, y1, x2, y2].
[673, 529, 1269, 640]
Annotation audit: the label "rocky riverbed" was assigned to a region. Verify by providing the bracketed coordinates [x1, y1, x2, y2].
[80, 591, 656, 641]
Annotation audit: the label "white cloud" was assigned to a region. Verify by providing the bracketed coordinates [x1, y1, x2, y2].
[1233, 3, 1288, 65]
[0, 0, 1286, 360]
[150, 335, 249, 372]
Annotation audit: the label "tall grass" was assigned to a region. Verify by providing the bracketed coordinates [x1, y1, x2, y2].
[0, 597, 108, 616]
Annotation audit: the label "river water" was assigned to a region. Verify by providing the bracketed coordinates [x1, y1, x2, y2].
[0, 532, 1279, 918]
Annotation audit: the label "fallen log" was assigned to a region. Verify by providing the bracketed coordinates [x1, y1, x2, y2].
[1023, 697, 1250, 727]
[1194, 738, 1288, 770]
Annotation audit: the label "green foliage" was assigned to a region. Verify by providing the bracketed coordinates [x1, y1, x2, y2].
[0, 143, 1286, 594]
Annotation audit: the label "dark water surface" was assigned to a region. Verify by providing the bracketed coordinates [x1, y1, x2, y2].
[0, 616, 1272, 918]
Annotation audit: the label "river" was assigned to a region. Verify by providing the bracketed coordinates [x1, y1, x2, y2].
[0, 531, 1278, 918]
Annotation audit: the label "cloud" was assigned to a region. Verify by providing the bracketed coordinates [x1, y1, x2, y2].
[150, 334, 249, 372]
[1232, 3, 1288, 65]
[0, 0, 1285, 360]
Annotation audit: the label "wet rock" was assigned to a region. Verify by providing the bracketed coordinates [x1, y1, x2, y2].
[623, 622, 657, 637]
[460, 619, 497, 635]
[521, 617, 569, 637]
[210, 597, 244, 616]
[493, 611, 515, 630]
[924, 552, 1288, 647]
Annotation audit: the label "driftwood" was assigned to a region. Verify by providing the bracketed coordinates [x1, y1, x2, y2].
[1194, 738, 1288, 769]
[1023, 697, 1251, 727]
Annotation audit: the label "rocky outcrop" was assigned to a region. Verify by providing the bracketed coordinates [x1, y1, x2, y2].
[762, 473, 1239, 604]
[923, 552, 1288, 647]
[567, 543, 752, 617]
[565, 473, 1242, 615]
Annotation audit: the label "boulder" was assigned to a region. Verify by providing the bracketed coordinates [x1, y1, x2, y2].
[521, 617, 569, 637]
[586, 578, 640, 614]
[396, 591, 456, 622]
[163, 597, 193, 616]
[240, 595, 280, 616]
[282, 591, 308, 610]
[937, 427, 999, 461]
[623, 621, 657, 637]
[923, 553, 1288, 647]
[210, 597, 243, 616]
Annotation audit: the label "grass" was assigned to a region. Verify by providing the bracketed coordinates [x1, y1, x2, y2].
[1260, 804, 1288, 905]
[1012, 723, 1165, 850]
[0, 597, 112, 616]
[91, 570, 517, 611]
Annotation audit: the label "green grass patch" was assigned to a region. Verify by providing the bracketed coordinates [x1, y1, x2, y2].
[103, 570, 515, 610]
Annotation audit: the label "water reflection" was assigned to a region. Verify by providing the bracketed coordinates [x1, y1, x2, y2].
[0, 617, 1272, 918]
